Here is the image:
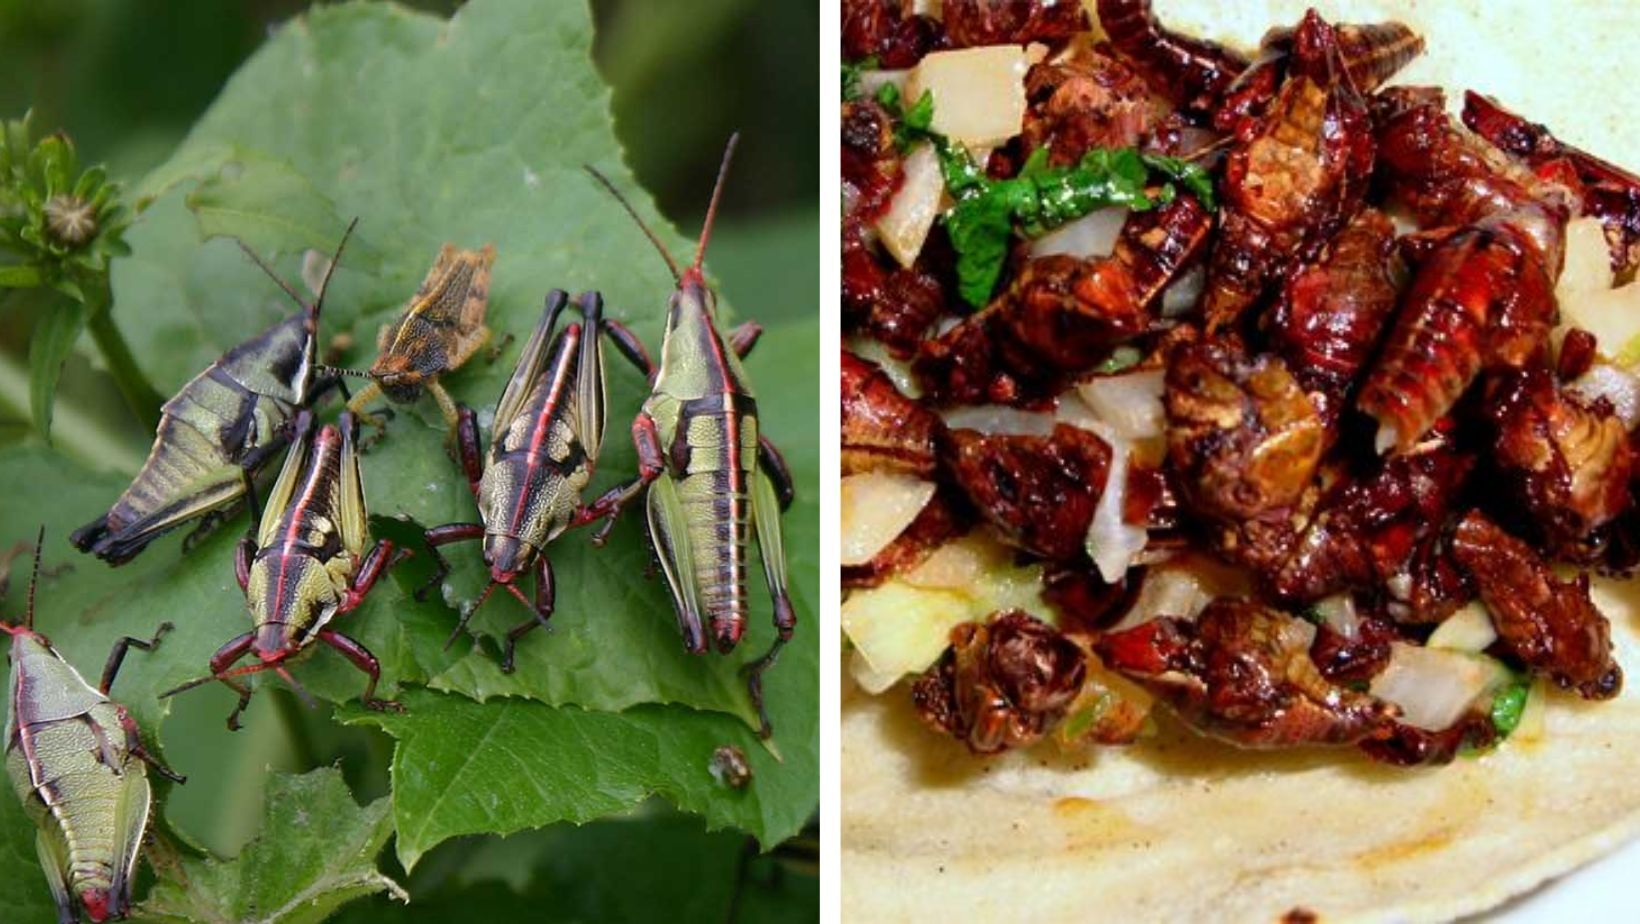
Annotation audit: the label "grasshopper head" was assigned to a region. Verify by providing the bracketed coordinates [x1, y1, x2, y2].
[482, 533, 537, 584]
[369, 354, 427, 403]
[252, 620, 306, 664]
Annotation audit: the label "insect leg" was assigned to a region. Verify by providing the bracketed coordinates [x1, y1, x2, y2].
[743, 469, 795, 739]
[602, 319, 656, 378]
[118, 712, 186, 783]
[207, 632, 258, 731]
[454, 404, 485, 497]
[318, 629, 403, 713]
[727, 321, 763, 359]
[339, 539, 404, 613]
[235, 534, 257, 592]
[757, 435, 796, 511]
[414, 524, 484, 602]
[500, 556, 557, 673]
[99, 621, 174, 695]
[343, 382, 393, 447]
[428, 380, 463, 431]
[583, 412, 666, 545]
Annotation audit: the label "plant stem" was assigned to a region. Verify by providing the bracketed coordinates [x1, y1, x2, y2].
[83, 276, 163, 429]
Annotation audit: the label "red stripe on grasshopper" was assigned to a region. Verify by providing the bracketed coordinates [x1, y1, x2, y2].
[503, 323, 582, 543]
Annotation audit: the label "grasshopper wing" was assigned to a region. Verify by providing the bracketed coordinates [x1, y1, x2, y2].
[573, 291, 608, 464]
[646, 475, 707, 653]
[493, 290, 570, 437]
[257, 414, 317, 549]
[337, 413, 369, 555]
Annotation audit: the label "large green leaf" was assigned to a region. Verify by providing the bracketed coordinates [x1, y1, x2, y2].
[137, 767, 404, 924]
[0, 0, 815, 902]
[107, 0, 810, 725]
[331, 812, 817, 924]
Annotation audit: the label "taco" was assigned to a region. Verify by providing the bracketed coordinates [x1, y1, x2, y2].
[840, 1, 1640, 919]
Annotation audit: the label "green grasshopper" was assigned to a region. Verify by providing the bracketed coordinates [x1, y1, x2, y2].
[414, 289, 647, 670]
[4, 529, 184, 923]
[161, 411, 405, 729]
[584, 136, 797, 738]
[71, 222, 358, 565]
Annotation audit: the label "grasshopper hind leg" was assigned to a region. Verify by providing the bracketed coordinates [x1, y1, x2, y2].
[743, 468, 795, 739]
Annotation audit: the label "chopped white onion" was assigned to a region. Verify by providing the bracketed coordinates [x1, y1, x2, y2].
[1370, 643, 1504, 732]
[1313, 594, 1360, 641]
[941, 404, 1055, 435]
[1570, 363, 1640, 430]
[1557, 220, 1640, 369]
[875, 141, 946, 268]
[1109, 563, 1213, 632]
[1029, 207, 1126, 260]
[1160, 265, 1206, 318]
[1427, 602, 1499, 653]
[1084, 428, 1147, 582]
[840, 473, 937, 566]
[846, 336, 922, 398]
[1076, 369, 1167, 441]
[842, 582, 971, 692]
[1558, 217, 1615, 301]
[904, 46, 1030, 148]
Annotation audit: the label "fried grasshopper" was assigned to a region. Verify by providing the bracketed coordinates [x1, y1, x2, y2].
[584, 136, 798, 738]
[5, 529, 184, 923]
[337, 243, 497, 429]
[161, 411, 405, 729]
[71, 222, 357, 565]
[414, 289, 644, 670]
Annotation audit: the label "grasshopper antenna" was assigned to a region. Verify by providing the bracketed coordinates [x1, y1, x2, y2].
[236, 241, 309, 313]
[690, 132, 739, 278]
[26, 525, 44, 629]
[160, 658, 282, 700]
[313, 217, 359, 319]
[583, 165, 682, 284]
[274, 665, 318, 710]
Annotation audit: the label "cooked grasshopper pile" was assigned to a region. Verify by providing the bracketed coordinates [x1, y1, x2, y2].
[842, 0, 1640, 765]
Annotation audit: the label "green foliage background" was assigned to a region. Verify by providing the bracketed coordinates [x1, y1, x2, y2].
[0, 0, 818, 921]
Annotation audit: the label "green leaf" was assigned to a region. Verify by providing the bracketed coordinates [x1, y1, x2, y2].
[0, 263, 43, 287]
[27, 295, 88, 442]
[137, 767, 405, 924]
[0, 783, 57, 924]
[331, 813, 815, 924]
[183, 148, 383, 273]
[0, 0, 816, 889]
[341, 682, 815, 871]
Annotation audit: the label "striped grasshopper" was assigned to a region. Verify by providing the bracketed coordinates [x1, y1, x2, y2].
[584, 136, 798, 738]
[71, 222, 357, 565]
[161, 411, 406, 729]
[414, 289, 647, 670]
[5, 529, 184, 923]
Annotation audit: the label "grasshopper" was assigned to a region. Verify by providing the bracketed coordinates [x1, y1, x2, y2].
[71, 222, 358, 565]
[414, 289, 647, 670]
[334, 243, 497, 430]
[161, 411, 405, 729]
[584, 136, 798, 738]
[5, 529, 184, 923]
